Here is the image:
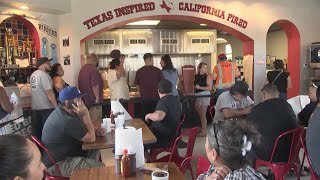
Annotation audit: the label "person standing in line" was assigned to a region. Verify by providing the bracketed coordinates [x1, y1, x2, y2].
[108, 58, 129, 101]
[266, 59, 292, 100]
[160, 54, 179, 97]
[135, 53, 163, 118]
[49, 63, 69, 101]
[78, 53, 103, 121]
[212, 53, 241, 96]
[194, 62, 212, 136]
[30, 57, 57, 140]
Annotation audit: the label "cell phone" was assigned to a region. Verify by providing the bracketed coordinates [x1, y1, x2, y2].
[67, 101, 77, 109]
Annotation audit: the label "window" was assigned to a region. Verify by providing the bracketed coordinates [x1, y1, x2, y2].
[225, 44, 232, 60]
[93, 39, 115, 45]
[129, 38, 147, 45]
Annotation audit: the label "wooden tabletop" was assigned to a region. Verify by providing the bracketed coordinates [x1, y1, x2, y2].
[70, 162, 185, 180]
[82, 119, 157, 150]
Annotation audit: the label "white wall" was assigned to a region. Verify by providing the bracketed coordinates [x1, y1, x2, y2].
[266, 30, 288, 61]
[217, 35, 244, 60]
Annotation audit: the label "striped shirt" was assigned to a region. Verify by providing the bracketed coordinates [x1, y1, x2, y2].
[197, 165, 265, 180]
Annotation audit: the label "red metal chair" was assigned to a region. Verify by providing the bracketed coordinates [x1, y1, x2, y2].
[180, 156, 211, 180]
[30, 135, 69, 180]
[255, 127, 304, 180]
[300, 129, 320, 180]
[150, 114, 185, 161]
[155, 127, 200, 175]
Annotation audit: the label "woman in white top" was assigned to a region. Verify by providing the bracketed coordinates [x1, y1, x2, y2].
[107, 56, 129, 100]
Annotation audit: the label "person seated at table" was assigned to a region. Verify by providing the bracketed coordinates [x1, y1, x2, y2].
[198, 119, 265, 180]
[213, 81, 254, 122]
[41, 86, 105, 174]
[247, 84, 297, 162]
[306, 86, 320, 177]
[0, 134, 46, 180]
[298, 82, 319, 127]
[144, 79, 182, 150]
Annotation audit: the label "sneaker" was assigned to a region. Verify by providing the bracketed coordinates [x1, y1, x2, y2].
[178, 140, 187, 148]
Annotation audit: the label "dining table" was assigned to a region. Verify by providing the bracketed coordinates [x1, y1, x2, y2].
[70, 162, 185, 180]
[82, 118, 157, 150]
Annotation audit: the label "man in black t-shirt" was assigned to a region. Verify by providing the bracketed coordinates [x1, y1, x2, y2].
[247, 84, 297, 162]
[144, 79, 182, 149]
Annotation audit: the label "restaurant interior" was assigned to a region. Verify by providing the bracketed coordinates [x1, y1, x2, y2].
[0, 0, 320, 179]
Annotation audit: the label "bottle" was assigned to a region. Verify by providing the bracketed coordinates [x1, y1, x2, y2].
[110, 111, 115, 124]
[121, 149, 132, 177]
[128, 148, 136, 174]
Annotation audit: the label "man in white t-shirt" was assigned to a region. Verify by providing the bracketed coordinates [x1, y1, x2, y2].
[30, 57, 57, 140]
[213, 81, 254, 122]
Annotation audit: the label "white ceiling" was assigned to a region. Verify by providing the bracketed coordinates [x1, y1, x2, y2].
[0, 0, 71, 15]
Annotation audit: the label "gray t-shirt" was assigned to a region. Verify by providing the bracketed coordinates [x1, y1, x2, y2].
[214, 91, 254, 122]
[41, 107, 88, 166]
[30, 70, 54, 110]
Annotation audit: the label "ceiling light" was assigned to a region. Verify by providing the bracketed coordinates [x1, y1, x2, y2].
[200, 24, 207, 26]
[127, 20, 160, 26]
[20, 5, 29, 10]
[216, 38, 226, 41]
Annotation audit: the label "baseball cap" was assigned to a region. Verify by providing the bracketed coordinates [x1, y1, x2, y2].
[37, 57, 53, 67]
[218, 53, 227, 60]
[59, 86, 84, 102]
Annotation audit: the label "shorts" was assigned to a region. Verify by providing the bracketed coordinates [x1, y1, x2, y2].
[89, 105, 102, 121]
[195, 91, 211, 107]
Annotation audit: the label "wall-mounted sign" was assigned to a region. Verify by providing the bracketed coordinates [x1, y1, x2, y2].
[83, 1, 248, 30]
[64, 55, 70, 65]
[38, 23, 58, 37]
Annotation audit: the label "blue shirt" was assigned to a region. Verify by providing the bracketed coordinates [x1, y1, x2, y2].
[162, 69, 178, 96]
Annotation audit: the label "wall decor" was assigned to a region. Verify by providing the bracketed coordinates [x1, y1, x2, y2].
[63, 37, 69, 47]
[38, 23, 57, 37]
[51, 43, 56, 64]
[41, 37, 47, 57]
[63, 55, 70, 65]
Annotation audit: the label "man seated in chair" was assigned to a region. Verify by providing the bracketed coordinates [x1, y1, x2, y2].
[247, 84, 298, 162]
[41, 86, 105, 176]
[144, 79, 182, 151]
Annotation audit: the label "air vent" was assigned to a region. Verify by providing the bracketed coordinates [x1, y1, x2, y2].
[191, 38, 210, 44]
[162, 38, 178, 44]
[129, 38, 147, 45]
[93, 39, 115, 45]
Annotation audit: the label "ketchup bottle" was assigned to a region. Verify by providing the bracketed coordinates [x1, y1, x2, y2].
[121, 149, 132, 177]
[110, 111, 115, 124]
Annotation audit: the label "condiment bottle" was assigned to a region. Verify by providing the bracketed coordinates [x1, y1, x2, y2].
[121, 149, 132, 177]
[110, 111, 115, 124]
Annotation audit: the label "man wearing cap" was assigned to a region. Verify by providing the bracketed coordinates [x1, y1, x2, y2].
[42, 86, 105, 171]
[212, 53, 241, 95]
[78, 53, 103, 121]
[30, 57, 57, 140]
[213, 81, 253, 122]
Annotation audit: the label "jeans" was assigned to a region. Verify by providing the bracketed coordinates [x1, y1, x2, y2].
[31, 108, 55, 140]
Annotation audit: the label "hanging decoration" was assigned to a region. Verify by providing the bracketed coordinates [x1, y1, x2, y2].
[41, 37, 47, 57]
[51, 43, 57, 64]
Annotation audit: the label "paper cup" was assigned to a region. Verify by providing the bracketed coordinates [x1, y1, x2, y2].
[151, 170, 169, 180]
[115, 117, 125, 129]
